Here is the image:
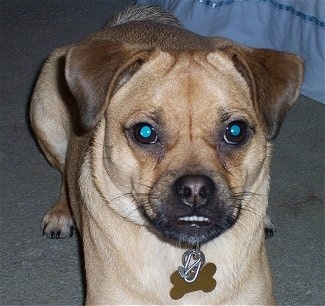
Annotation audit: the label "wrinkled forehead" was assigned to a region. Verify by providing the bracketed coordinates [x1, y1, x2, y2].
[110, 50, 254, 123]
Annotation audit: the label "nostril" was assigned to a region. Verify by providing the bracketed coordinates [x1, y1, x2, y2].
[181, 187, 192, 198]
[199, 186, 207, 199]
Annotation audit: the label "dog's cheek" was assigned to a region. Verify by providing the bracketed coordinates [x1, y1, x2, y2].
[105, 136, 159, 203]
[239, 137, 270, 190]
[218, 134, 268, 193]
[108, 144, 140, 187]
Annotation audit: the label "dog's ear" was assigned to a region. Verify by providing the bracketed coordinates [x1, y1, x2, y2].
[65, 41, 153, 130]
[224, 46, 304, 140]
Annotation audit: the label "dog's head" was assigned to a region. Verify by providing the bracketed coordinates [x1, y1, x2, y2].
[65, 35, 303, 245]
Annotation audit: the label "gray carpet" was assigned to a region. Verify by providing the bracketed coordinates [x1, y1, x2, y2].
[1, 1, 324, 305]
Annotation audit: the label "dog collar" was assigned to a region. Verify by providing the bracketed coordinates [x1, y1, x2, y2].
[170, 244, 217, 300]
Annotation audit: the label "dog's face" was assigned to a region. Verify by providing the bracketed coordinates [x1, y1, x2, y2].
[65, 41, 303, 245]
[95, 50, 267, 245]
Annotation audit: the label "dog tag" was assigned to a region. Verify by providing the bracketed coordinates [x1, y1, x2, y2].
[170, 245, 217, 300]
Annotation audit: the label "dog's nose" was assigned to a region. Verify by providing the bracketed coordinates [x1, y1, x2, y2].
[173, 175, 215, 207]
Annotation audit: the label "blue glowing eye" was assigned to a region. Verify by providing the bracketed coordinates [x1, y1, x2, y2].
[139, 125, 152, 139]
[133, 123, 158, 144]
[229, 124, 241, 137]
[224, 121, 247, 144]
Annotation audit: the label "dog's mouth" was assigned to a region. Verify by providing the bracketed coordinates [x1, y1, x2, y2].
[143, 205, 238, 245]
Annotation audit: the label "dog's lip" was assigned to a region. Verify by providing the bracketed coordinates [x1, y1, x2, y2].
[176, 215, 212, 227]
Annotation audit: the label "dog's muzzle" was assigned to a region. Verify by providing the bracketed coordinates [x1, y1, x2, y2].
[144, 174, 239, 245]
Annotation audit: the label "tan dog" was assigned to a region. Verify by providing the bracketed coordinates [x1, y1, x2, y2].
[30, 6, 303, 305]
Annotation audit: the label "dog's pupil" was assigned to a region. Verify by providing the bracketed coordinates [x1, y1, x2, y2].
[140, 125, 152, 138]
[229, 124, 241, 136]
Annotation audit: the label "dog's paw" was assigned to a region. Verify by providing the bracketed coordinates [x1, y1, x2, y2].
[264, 215, 276, 239]
[42, 200, 74, 239]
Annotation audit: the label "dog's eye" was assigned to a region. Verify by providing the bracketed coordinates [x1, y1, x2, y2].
[224, 121, 248, 145]
[132, 123, 158, 144]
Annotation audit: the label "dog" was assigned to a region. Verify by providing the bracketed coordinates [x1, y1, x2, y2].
[30, 5, 303, 305]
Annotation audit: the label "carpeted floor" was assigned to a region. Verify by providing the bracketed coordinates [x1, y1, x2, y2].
[1, 1, 324, 305]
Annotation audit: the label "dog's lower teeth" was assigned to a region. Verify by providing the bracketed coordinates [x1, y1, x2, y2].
[178, 216, 210, 223]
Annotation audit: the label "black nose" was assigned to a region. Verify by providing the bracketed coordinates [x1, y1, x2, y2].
[173, 175, 216, 207]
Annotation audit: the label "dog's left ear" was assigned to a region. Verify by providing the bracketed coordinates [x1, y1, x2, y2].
[65, 41, 153, 130]
[224, 46, 304, 140]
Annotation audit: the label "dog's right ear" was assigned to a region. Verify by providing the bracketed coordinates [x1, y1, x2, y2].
[65, 41, 153, 130]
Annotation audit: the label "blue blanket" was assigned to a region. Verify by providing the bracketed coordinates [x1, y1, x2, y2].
[136, 0, 325, 103]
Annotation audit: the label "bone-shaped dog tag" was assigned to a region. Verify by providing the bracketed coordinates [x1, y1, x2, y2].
[170, 262, 217, 300]
[170, 245, 216, 300]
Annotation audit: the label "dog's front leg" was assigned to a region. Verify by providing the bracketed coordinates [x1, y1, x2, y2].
[30, 46, 75, 239]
